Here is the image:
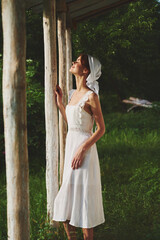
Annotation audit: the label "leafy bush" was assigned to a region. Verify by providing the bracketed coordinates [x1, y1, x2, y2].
[72, 0, 160, 102]
[26, 59, 45, 167]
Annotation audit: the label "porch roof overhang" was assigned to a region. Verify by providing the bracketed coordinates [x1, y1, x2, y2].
[26, 0, 134, 27]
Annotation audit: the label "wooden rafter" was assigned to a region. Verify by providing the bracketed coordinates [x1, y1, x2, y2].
[68, 0, 134, 24]
[26, 0, 134, 27]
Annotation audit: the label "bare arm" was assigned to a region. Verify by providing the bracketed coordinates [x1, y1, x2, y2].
[55, 85, 67, 123]
[71, 92, 105, 169]
[81, 92, 105, 151]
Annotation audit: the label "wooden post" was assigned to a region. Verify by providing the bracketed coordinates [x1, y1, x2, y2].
[1, 0, 30, 239]
[43, 0, 59, 223]
[57, 0, 68, 185]
[66, 26, 73, 93]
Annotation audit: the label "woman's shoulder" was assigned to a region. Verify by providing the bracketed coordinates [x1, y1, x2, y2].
[88, 90, 99, 101]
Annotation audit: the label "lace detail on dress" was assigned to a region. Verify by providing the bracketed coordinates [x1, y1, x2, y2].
[68, 89, 76, 104]
[78, 91, 94, 124]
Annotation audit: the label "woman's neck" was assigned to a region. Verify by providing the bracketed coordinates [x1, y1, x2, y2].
[75, 75, 88, 92]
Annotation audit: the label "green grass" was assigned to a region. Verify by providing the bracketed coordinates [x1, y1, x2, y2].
[0, 109, 160, 239]
[96, 109, 160, 240]
[0, 173, 7, 240]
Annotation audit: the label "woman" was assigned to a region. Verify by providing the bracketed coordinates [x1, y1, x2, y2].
[53, 54, 105, 240]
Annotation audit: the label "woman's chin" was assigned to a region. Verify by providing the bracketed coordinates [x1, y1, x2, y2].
[69, 69, 75, 74]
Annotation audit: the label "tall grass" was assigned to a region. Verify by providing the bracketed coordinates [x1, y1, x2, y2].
[0, 109, 160, 239]
[0, 172, 7, 240]
[96, 109, 160, 240]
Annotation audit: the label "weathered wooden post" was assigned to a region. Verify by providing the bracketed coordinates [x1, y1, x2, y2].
[57, 0, 68, 184]
[66, 25, 73, 93]
[1, 0, 30, 239]
[43, 0, 59, 223]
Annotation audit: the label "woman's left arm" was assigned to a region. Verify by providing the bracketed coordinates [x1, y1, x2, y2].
[71, 92, 105, 169]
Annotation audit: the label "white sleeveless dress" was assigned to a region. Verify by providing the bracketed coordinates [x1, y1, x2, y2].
[53, 89, 105, 228]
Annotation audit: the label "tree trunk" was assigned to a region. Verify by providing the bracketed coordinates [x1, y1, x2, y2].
[66, 27, 73, 93]
[1, 0, 30, 239]
[43, 0, 59, 224]
[57, 7, 68, 185]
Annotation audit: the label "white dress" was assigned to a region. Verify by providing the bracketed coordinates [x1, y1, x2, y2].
[53, 89, 105, 228]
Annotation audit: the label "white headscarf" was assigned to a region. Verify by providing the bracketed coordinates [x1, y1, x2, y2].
[86, 55, 102, 95]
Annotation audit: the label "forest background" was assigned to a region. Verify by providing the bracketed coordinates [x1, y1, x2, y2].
[0, 0, 160, 239]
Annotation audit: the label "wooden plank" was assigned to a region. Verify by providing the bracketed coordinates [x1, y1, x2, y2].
[26, 0, 42, 9]
[1, 0, 30, 239]
[25, 0, 133, 23]
[70, 0, 133, 22]
[66, 27, 73, 94]
[68, 0, 110, 12]
[57, 5, 68, 185]
[43, 0, 59, 224]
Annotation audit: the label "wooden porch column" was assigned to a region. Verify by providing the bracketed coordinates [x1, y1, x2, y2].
[57, 0, 68, 184]
[66, 26, 73, 93]
[43, 0, 59, 222]
[1, 0, 30, 239]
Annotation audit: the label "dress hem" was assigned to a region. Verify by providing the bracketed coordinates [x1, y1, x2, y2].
[52, 218, 105, 229]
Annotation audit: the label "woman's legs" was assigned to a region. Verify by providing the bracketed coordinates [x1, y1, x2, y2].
[63, 221, 93, 240]
[63, 220, 77, 240]
[82, 228, 93, 240]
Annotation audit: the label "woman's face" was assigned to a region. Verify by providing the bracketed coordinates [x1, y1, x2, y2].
[69, 56, 84, 76]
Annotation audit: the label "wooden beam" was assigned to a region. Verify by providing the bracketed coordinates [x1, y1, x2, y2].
[57, 0, 67, 12]
[57, 0, 68, 185]
[66, 27, 73, 93]
[43, 0, 59, 223]
[68, 0, 134, 25]
[1, 0, 30, 239]
[26, 0, 42, 9]
[25, 0, 136, 27]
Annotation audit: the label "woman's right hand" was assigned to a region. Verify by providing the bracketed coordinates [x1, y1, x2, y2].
[55, 85, 63, 108]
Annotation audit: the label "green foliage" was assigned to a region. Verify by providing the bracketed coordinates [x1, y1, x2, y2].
[26, 10, 43, 63]
[26, 59, 45, 166]
[0, 173, 7, 240]
[0, 111, 160, 239]
[72, 0, 160, 102]
[96, 110, 160, 240]
[29, 168, 53, 240]
[101, 161, 160, 240]
[26, 10, 44, 86]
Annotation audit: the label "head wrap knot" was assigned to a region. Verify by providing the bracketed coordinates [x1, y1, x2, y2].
[86, 55, 102, 95]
